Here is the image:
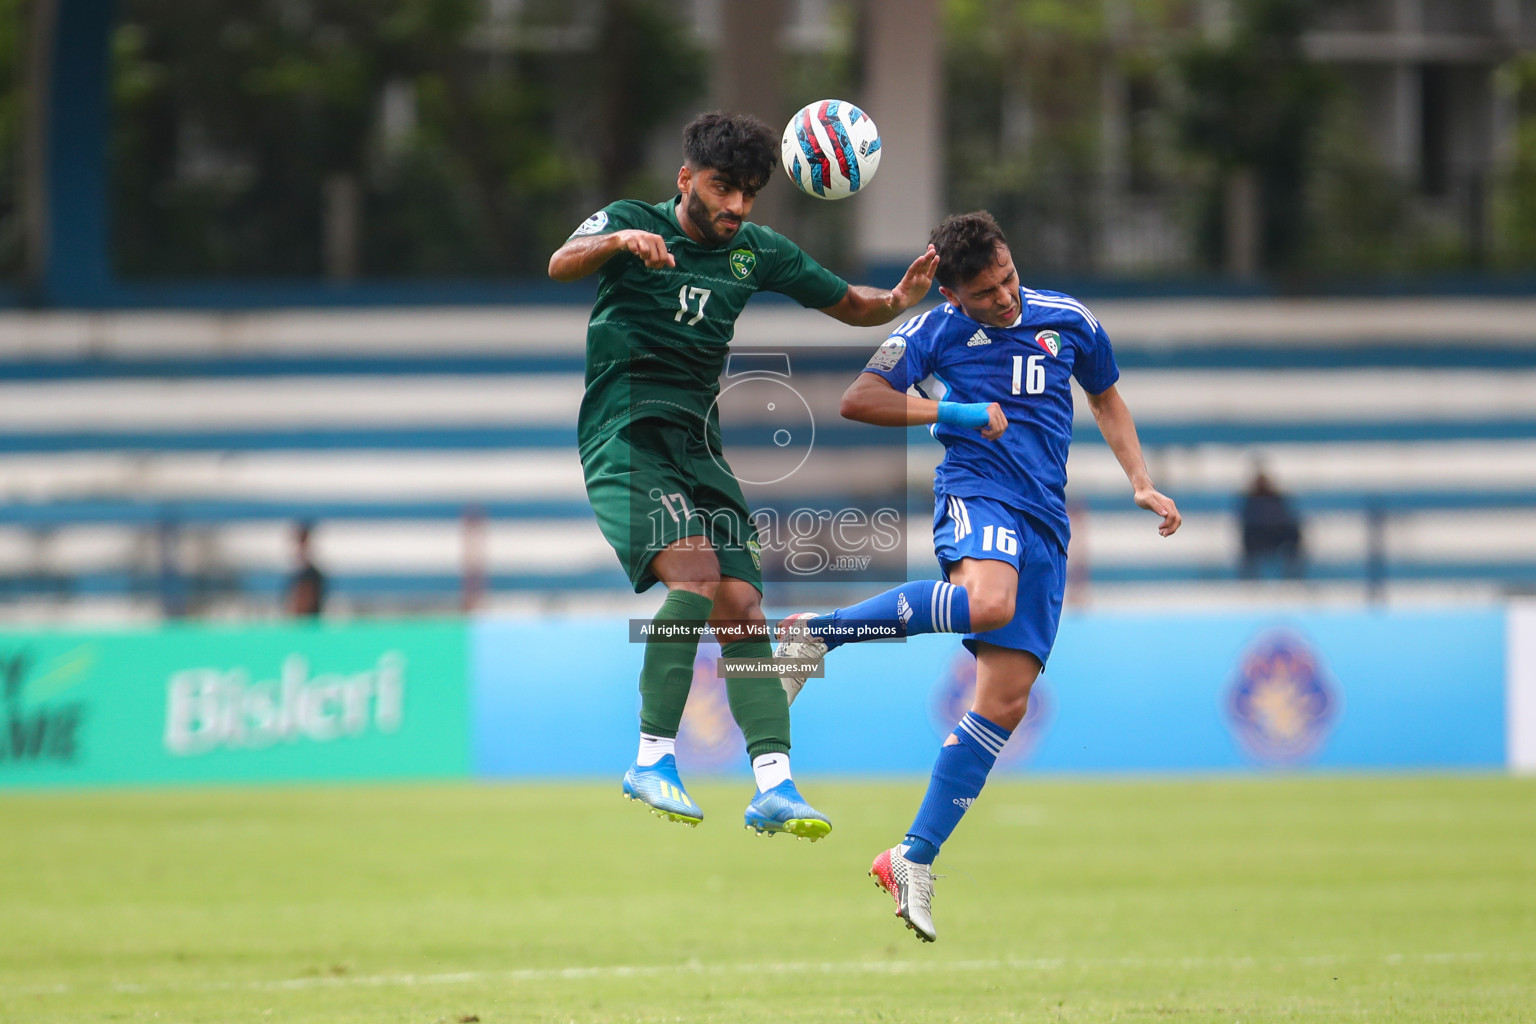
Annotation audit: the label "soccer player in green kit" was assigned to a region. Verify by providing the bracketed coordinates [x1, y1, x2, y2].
[549, 111, 938, 838]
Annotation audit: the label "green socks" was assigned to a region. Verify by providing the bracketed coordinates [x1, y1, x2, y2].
[720, 639, 791, 760]
[637, 588, 715, 738]
[638, 590, 791, 761]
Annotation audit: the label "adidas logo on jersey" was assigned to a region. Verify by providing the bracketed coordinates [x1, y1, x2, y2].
[966, 329, 991, 347]
[952, 797, 976, 809]
[896, 593, 915, 628]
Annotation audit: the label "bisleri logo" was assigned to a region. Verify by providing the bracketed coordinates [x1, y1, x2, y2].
[163, 652, 405, 756]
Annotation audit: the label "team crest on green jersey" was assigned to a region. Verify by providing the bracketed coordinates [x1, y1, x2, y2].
[729, 248, 757, 280]
[1034, 330, 1061, 357]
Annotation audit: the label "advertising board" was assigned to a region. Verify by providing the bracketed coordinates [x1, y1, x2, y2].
[471, 607, 1506, 777]
[0, 621, 469, 787]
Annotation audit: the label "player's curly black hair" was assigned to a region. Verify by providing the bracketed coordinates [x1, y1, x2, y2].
[682, 112, 779, 192]
[930, 211, 1010, 290]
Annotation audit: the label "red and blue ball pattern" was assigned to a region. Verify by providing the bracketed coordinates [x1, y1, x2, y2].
[781, 99, 882, 200]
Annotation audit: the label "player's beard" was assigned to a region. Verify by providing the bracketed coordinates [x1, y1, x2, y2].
[684, 190, 742, 247]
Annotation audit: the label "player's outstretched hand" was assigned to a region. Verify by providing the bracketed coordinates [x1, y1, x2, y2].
[980, 402, 1008, 440]
[1135, 486, 1181, 537]
[890, 245, 939, 311]
[617, 229, 676, 270]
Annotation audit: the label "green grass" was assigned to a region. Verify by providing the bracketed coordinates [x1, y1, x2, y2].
[2, 775, 1533, 1023]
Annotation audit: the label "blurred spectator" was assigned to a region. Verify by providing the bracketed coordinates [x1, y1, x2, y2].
[285, 522, 326, 617]
[1239, 468, 1303, 579]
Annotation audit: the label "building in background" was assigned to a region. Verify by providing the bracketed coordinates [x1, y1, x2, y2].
[961, 0, 1536, 283]
[9, 0, 1536, 304]
[3, 1, 1536, 622]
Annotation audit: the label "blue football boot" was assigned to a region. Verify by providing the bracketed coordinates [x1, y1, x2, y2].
[743, 779, 832, 841]
[621, 754, 703, 827]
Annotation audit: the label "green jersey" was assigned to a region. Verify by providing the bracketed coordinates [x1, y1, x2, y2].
[571, 196, 849, 454]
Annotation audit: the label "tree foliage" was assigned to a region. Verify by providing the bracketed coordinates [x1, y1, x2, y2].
[1492, 54, 1536, 266]
[111, 0, 704, 277]
[0, 0, 24, 281]
[1175, 0, 1336, 271]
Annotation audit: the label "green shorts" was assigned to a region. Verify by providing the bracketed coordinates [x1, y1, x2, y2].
[581, 417, 763, 594]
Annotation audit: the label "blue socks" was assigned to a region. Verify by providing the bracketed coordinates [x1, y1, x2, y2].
[804, 583, 998, 864]
[902, 711, 1010, 864]
[811, 580, 971, 652]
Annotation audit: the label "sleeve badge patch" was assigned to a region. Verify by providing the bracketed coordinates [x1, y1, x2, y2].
[865, 337, 906, 372]
[569, 210, 609, 238]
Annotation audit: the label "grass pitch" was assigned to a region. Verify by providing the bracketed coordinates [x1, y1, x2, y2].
[2, 775, 1533, 1023]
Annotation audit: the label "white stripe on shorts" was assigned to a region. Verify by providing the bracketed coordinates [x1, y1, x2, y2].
[950, 496, 972, 541]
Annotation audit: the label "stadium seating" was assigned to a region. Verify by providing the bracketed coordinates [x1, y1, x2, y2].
[2, 301, 1534, 617]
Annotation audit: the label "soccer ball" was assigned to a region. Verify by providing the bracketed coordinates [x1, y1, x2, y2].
[781, 100, 882, 200]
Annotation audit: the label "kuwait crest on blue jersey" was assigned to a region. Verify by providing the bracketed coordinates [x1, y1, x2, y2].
[1034, 330, 1061, 357]
[1225, 630, 1339, 764]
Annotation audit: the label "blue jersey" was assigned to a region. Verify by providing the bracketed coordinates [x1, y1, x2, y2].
[862, 288, 1120, 553]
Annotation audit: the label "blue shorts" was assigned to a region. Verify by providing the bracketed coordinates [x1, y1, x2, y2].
[932, 492, 1067, 664]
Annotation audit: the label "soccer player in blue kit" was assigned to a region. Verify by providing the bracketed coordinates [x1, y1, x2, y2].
[775, 211, 1181, 941]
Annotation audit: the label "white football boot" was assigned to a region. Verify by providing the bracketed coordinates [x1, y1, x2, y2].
[870, 845, 937, 942]
[773, 611, 827, 706]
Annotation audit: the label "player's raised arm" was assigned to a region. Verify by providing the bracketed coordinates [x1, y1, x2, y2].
[840, 372, 1006, 440]
[818, 246, 939, 327]
[547, 229, 675, 282]
[1084, 383, 1181, 537]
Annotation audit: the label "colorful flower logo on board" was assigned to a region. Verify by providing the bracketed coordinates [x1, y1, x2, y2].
[676, 642, 743, 774]
[1225, 629, 1340, 764]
